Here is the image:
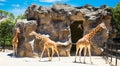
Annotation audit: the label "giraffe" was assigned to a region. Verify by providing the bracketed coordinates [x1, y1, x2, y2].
[12, 28, 20, 57]
[74, 22, 108, 64]
[29, 31, 60, 61]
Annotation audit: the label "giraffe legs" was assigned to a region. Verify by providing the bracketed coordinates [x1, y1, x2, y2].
[47, 48, 51, 61]
[51, 48, 55, 61]
[83, 47, 87, 64]
[74, 46, 79, 62]
[54, 48, 60, 61]
[40, 47, 46, 61]
[75, 43, 92, 64]
[79, 47, 83, 62]
[39, 45, 60, 61]
[88, 46, 93, 64]
[12, 44, 18, 57]
[12, 46, 15, 57]
[66, 50, 70, 57]
[15, 44, 18, 56]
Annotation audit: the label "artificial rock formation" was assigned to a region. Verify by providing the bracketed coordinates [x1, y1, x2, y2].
[14, 3, 116, 57]
[14, 19, 37, 57]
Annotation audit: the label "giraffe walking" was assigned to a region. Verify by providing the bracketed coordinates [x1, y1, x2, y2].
[29, 31, 60, 61]
[12, 28, 20, 57]
[74, 22, 108, 64]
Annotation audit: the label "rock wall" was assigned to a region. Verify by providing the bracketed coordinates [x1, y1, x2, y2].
[14, 3, 116, 57]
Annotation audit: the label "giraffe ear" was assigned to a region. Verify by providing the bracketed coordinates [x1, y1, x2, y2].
[100, 22, 105, 27]
[100, 22, 107, 30]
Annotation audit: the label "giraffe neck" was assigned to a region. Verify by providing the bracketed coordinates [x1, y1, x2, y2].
[14, 31, 19, 39]
[85, 25, 102, 40]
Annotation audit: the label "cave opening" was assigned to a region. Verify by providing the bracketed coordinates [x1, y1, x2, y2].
[70, 21, 84, 55]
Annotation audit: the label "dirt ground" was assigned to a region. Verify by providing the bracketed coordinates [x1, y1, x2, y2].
[0, 49, 119, 66]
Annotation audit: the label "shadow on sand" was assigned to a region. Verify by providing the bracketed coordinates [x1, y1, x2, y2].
[7, 53, 20, 58]
[73, 61, 94, 65]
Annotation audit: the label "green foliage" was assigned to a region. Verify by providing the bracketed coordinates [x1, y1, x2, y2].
[8, 13, 15, 20]
[0, 10, 15, 47]
[0, 19, 14, 47]
[0, 10, 15, 20]
[15, 14, 26, 21]
[0, 10, 27, 48]
[112, 3, 120, 36]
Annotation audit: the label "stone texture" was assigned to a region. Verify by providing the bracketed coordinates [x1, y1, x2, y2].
[14, 3, 117, 57]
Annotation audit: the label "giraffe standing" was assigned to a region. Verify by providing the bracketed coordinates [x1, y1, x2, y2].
[12, 28, 20, 57]
[29, 31, 60, 61]
[74, 22, 108, 64]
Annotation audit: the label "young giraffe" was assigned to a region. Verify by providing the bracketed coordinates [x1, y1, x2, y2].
[12, 28, 20, 57]
[74, 22, 108, 64]
[29, 31, 60, 61]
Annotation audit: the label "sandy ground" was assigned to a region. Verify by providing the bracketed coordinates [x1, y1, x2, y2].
[0, 49, 119, 66]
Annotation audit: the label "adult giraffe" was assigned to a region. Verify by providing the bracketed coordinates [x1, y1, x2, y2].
[74, 22, 108, 64]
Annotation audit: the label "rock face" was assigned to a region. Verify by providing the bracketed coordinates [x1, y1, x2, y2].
[14, 19, 37, 57]
[14, 3, 116, 57]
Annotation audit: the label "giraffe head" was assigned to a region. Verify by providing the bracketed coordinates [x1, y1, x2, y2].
[35, 35, 43, 40]
[29, 31, 43, 40]
[15, 28, 20, 33]
[29, 31, 42, 37]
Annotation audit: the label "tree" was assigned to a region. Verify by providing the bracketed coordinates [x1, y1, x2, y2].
[0, 10, 16, 51]
[8, 13, 15, 20]
[0, 10, 15, 20]
[112, 3, 120, 36]
[0, 18, 14, 51]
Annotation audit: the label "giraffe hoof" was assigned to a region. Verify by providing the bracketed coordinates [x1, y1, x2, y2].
[79, 60, 81, 62]
[48, 59, 52, 61]
[58, 58, 60, 61]
[83, 62, 86, 64]
[74, 60, 76, 63]
[91, 62, 93, 64]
